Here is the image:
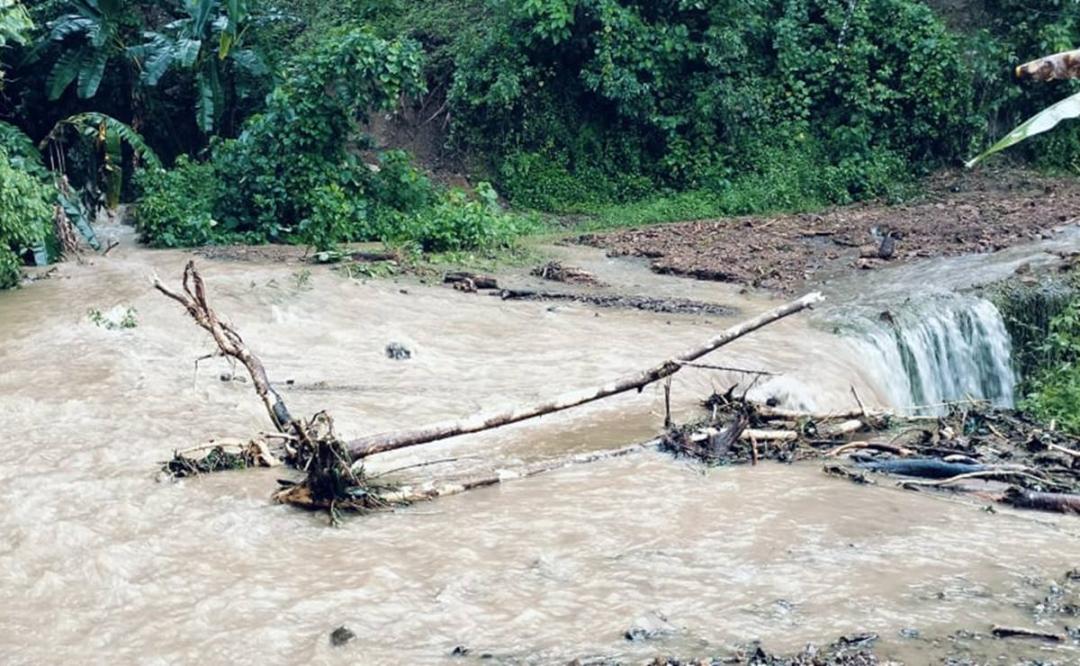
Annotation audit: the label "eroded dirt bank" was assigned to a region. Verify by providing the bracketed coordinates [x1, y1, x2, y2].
[579, 168, 1080, 293]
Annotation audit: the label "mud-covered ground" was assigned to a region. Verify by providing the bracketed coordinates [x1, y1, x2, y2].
[579, 168, 1080, 293]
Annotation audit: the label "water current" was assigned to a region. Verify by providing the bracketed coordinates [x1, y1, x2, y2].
[1, 228, 1077, 664]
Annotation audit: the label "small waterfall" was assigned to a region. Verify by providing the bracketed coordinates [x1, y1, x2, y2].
[843, 296, 1016, 413]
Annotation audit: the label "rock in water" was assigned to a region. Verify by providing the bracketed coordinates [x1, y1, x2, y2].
[330, 625, 355, 647]
[624, 611, 675, 642]
[385, 342, 412, 360]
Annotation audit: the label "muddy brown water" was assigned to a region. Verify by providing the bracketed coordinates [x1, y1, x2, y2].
[1, 232, 1078, 664]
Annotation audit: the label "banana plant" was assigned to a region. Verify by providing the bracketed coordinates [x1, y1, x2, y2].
[44, 0, 129, 100]
[40, 111, 161, 171]
[967, 49, 1080, 167]
[132, 0, 265, 134]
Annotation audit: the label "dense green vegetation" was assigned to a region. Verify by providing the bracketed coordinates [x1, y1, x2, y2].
[0, 0, 1079, 284]
[995, 276, 1080, 435]
[1021, 295, 1080, 434]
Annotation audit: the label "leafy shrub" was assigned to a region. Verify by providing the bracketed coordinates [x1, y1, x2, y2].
[387, 182, 521, 252]
[134, 157, 221, 248]
[368, 150, 437, 224]
[210, 27, 425, 239]
[0, 151, 52, 289]
[298, 183, 368, 251]
[448, 0, 977, 213]
[1021, 297, 1080, 434]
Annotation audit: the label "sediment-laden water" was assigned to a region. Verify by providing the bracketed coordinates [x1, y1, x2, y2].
[1, 232, 1077, 664]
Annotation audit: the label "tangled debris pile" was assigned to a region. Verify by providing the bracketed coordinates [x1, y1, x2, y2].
[164, 439, 281, 477]
[668, 392, 1080, 514]
[634, 633, 880, 666]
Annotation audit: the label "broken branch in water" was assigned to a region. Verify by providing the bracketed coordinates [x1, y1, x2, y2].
[153, 261, 293, 432]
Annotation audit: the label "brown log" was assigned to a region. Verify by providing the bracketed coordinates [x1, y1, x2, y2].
[991, 625, 1064, 642]
[347, 292, 824, 459]
[1006, 489, 1080, 513]
[1015, 49, 1080, 81]
[154, 261, 292, 431]
[444, 271, 499, 290]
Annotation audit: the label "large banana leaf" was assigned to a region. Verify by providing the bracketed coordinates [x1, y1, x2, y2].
[138, 34, 174, 85]
[1015, 48, 1080, 82]
[41, 112, 162, 169]
[196, 70, 215, 133]
[189, 0, 216, 35]
[966, 91, 1080, 168]
[46, 48, 82, 99]
[176, 37, 202, 67]
[76, 47, 108, 98]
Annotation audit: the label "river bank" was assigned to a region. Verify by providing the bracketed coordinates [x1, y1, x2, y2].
[577, 168, 1080, 294]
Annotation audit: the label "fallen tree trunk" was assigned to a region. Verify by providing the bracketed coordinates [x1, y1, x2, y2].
[276, 439, 662, 513]
[346, 292, 823, 459]
[1015, 48, 1080, 81]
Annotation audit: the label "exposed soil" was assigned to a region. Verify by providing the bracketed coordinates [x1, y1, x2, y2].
[194, 243, 311, 264]
[578, 168, 1080, 293]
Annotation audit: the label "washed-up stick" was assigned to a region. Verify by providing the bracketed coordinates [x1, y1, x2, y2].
[1049, 443, 1080, 458]
[676, 361, 775, 375]
[899, 469, 1051, 489]
[345, 292, 824, 459]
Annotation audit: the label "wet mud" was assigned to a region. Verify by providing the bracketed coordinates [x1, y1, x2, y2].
[580, 168, 1080, 293]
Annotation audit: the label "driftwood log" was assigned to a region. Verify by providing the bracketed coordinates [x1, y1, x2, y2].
[156, 262, 824, 514]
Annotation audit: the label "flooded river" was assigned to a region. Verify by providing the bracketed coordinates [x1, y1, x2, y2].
[1, 232, 1078, 664]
